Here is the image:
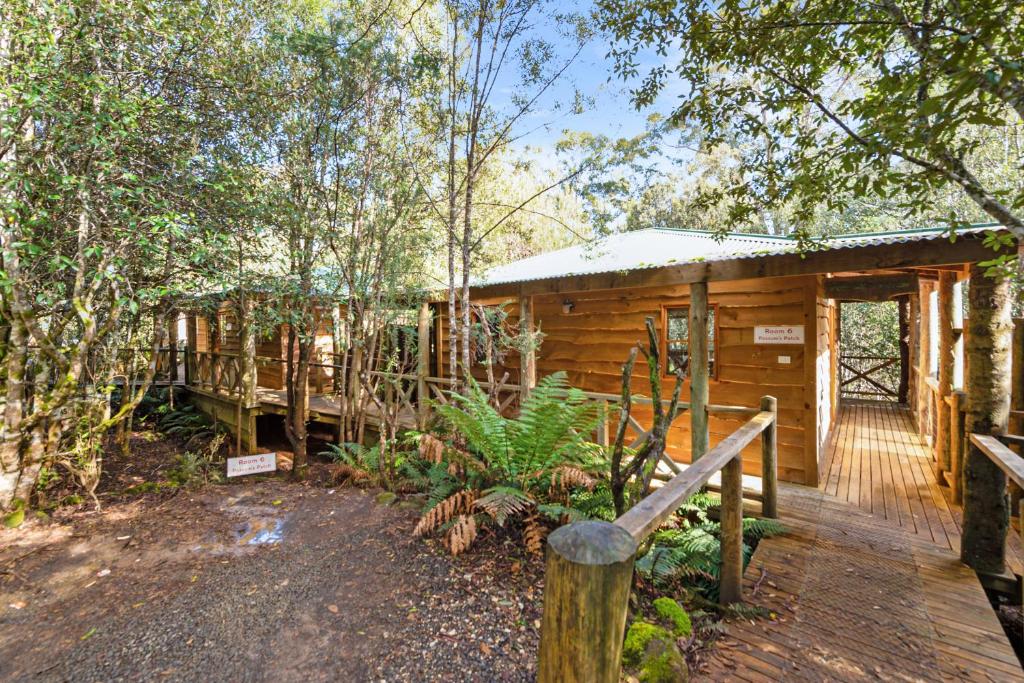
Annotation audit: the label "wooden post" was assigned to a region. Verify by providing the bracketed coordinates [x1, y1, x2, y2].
[960, 263, 1012, 574]
[950, 390, 966, 504]
[761, 395, 778, 519]
[689, 281, 710, 460]
[719, 455, 744, 604]
[519, 295, 537, 399]
[897, 297, 910, 404]
[908, 292, 920, 423]
[417, 302, 431, 430]
[167, 311, 179, 384]
[936, 271, 955, 477]
[537, 521, 638, 683]
[952, 280, 965, 389]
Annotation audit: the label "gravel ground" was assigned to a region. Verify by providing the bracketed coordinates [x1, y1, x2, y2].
[0, 482, 544, 682]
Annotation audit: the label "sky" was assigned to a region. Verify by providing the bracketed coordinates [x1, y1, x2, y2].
[489, 0, 687, 153]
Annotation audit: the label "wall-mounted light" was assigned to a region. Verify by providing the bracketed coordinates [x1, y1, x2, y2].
[562, 299, 575, 315]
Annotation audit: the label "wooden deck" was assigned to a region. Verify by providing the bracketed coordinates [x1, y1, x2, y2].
[255, 388, 417, 429]
[702, 404, 1022, 681]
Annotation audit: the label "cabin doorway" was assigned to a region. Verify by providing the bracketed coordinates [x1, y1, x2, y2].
[838, 298, 910, 405]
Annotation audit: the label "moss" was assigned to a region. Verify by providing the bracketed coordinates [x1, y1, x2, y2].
[639, 639, 688, 683]
[653, 597, 692, 637]
[623, 621, 666, 666]
[623, 619, 688, 682]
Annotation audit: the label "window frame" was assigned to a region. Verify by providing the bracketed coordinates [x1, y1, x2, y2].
[660, 303, 720, 381]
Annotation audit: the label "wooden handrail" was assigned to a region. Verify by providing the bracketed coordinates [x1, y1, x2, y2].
[969, 433, 1024, 489]
[537, 398, 779, 683]
[615, 410, 775, 542]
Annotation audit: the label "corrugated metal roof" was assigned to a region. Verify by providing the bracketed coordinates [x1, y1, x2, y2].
[474, 224, 1000, 287]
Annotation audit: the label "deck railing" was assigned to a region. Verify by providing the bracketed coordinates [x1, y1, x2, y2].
[536, 397, 778, 683]
[187, 350, 242, 397]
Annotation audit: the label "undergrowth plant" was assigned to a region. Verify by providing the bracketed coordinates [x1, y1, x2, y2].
[414, 372, 606, 556]
[635, 491, 785, 601]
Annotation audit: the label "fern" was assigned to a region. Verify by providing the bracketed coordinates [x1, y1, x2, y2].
[416, 373, 608, 555]
[634, 494, 787, 600]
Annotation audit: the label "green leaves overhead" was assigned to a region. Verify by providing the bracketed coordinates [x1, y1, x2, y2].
[598, 0, 1024, 248]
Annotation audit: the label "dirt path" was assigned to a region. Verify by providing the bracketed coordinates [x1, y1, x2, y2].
[0, 483, 543, 682]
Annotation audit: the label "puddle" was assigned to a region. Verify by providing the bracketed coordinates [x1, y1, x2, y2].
[236, 517, 286, 546]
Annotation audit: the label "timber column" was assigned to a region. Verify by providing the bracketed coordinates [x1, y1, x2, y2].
[936, 271, 955, 477]
[960, 263, 1013, 573]
[689, 281, 710, 460]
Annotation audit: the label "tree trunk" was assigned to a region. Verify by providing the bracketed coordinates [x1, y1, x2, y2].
[960, 263, 1013, 573]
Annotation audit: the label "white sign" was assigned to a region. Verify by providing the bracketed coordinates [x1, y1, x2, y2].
[227, 453, 277, 477]
[755, 325, 805, 345]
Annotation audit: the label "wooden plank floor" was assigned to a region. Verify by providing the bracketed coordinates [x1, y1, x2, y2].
[702, 485, 1021, 681]
[820, 402, 1024, 575]
[701, 404, 1022, 681]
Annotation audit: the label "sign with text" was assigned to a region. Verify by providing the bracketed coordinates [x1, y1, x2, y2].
[754, 325, 805, 345]
[227, 453, 277, 477]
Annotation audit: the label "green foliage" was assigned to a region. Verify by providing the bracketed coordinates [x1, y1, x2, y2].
[167, 434, 226, 487]
[156, 405, 218, 442]
[414, 372, 607, 554]
[653, 597, 692, 638]
[599, 0, 1024, 253]
[434, 372, 605, 493]
[635, 494, 786, 600]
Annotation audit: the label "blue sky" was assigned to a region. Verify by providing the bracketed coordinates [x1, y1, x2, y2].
[493, 1, 686, 152]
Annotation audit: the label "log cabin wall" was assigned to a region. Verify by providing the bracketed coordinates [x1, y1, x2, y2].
[439, 274, 822, 485]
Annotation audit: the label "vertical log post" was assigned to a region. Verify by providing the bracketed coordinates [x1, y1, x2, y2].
[761, 395, 778, 519]
[952, 280, 965, 389]
[936, 271, 955, 478]
[519, 295, 537, 399]
[719, 455, 744, 604]
[689, 281, 710, 461]
[960, 263, 1012, 573]
[417, 302, 431, 430]
[898, 297, 910, 404]
[908, 292, 920, 424]
[167, 311, 179, 384]
[950, 390, 966, 505]
[537, 521, 638, 683]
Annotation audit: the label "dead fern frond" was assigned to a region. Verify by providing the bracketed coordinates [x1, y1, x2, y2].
[474, 486, 532, 526]
[444, 514, 478, 556]
[414, 489, 478, 536]
[329, 463, 368, 485]
[523, 512, 547, 555]
[444, 445, 487, 478]
[419, 433, 445, 464]
[549, 466, 597, 492]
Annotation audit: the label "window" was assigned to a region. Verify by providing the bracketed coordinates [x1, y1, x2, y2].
[664, 306, 717, 378]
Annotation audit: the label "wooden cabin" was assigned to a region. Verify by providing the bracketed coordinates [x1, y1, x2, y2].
[434, 225, 1016, 488]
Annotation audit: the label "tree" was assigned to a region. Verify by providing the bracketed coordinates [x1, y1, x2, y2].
[420, 0, 589, 381]
[599, 0, 1023, 265]
[0, 0, 266, 510]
